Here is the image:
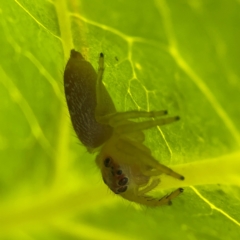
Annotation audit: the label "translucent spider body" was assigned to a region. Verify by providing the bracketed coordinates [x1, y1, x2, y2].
[64, 50, 184, 207]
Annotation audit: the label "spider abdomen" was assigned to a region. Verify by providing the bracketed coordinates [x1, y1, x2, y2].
[64, 50, 115, 150]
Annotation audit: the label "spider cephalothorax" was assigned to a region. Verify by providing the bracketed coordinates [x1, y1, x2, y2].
[96, 132, 184, 207]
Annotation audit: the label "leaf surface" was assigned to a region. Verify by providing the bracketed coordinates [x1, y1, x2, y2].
[0, 0, 240, 239]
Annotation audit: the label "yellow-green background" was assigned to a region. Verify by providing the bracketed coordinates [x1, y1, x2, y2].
[1, 0, 240, 239]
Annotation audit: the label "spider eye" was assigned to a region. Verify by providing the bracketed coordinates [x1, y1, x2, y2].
[116, 169, 122, 175]
[117, 186, 128, 193]
[118, 177, 128, 186]
[104, 157, 111, 167]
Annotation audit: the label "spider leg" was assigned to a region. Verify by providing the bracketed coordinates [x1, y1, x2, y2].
[95, 53, 105, 117]
[116, 137, 184, 180]
[96, 110, 168, 125]
[115, 116, 179, 135]
[122, 188, 183, 207]
[137, 179, 160, 195]
[134, 163, 183, 206]
[141, 156, 184, 180]
[127, 131, 145, 143]
[141, 161, 184, 179]
[156, 188, 183, 206]
[95, 53, 116, 119]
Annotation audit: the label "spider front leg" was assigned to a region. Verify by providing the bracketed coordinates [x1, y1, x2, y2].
[138, 188, 184, 206]
[116, 137, 184, 180]
[135, 178, 183, 206]
[121, 176, 183, 207]
[136, 179, 183, 206]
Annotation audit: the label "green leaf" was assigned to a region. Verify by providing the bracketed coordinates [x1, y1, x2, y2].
[0, 0, 240, 239]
